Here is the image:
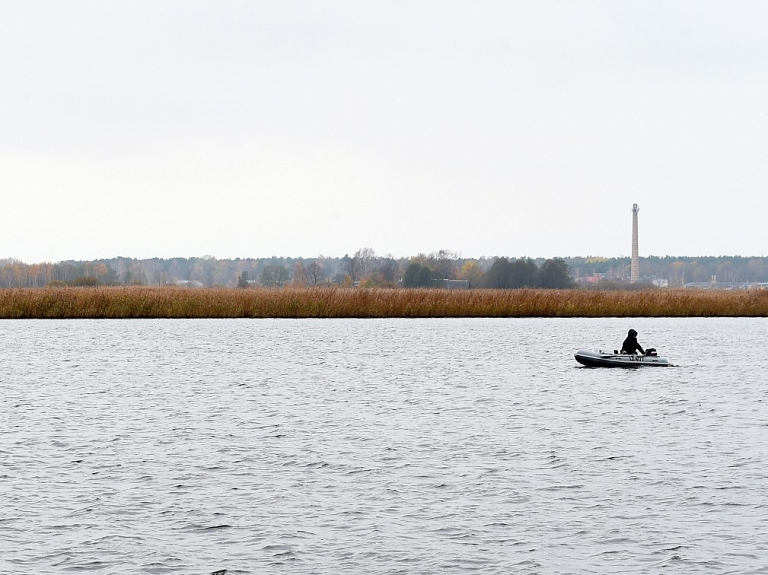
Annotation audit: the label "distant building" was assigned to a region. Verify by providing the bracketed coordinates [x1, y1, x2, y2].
[434, 279, 470, 290]
[684, 281, 767, 290]
[174, 280, 204, 288]
[581, 273, 606, 285]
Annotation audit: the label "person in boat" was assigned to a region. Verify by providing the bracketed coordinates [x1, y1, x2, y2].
[621, 329, 645, 355]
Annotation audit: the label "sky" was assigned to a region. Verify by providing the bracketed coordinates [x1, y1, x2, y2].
[2, 1, 767, 263]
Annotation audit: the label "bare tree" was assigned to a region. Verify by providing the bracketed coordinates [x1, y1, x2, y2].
[354, 247, 377, 279]
[344, 254, 361, 282]
[430, 249, 459, 279]
[292, 261, 307, 287]
[377, 255, 399, 283]
[305, 260, 325, 286]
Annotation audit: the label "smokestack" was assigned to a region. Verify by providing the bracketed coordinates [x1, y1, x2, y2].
[631, 203, 640, 283]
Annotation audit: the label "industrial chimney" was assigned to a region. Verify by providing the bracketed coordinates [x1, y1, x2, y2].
[631, 203, 640, 283]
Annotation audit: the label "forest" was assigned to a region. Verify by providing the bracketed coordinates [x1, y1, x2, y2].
[1, 250, 767, 289]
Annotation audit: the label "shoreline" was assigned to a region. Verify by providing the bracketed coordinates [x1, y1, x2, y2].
[1, 287, 767, 319]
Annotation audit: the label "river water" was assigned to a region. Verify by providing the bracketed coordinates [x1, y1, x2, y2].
[1, 317, 767, 574]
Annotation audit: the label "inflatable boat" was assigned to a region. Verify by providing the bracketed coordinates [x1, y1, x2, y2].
[574, 348, 670, 367]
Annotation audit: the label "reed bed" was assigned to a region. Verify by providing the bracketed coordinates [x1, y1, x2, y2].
[0, 287, 767, 319]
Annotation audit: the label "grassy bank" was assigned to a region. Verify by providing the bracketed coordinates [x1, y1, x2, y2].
[0, 287, 767, 318]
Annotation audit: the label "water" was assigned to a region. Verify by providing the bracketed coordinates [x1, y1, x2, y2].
[1, 317, 767, 574]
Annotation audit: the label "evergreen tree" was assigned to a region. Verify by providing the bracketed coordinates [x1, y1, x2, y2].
[536, 258, 574, 288]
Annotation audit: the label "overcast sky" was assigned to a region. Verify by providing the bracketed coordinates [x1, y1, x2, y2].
[2, 1, 766, 263]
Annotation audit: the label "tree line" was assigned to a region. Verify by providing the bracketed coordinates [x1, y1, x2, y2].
[401, 257, 573, 289]
[0, 250, 572, 289]
[567, 255, 768, 286]
[1, 251, 767, 289]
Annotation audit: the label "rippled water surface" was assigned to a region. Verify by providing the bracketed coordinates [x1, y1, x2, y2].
[2, 317, 767, 574]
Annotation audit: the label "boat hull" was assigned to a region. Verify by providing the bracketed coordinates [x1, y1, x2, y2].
[574, 349, 670, 368]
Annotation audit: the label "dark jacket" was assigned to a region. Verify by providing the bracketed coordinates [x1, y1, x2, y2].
[621, 335, 645, 355]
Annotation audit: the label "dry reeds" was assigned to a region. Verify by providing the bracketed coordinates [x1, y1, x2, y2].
[0, 287, 767, 319]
